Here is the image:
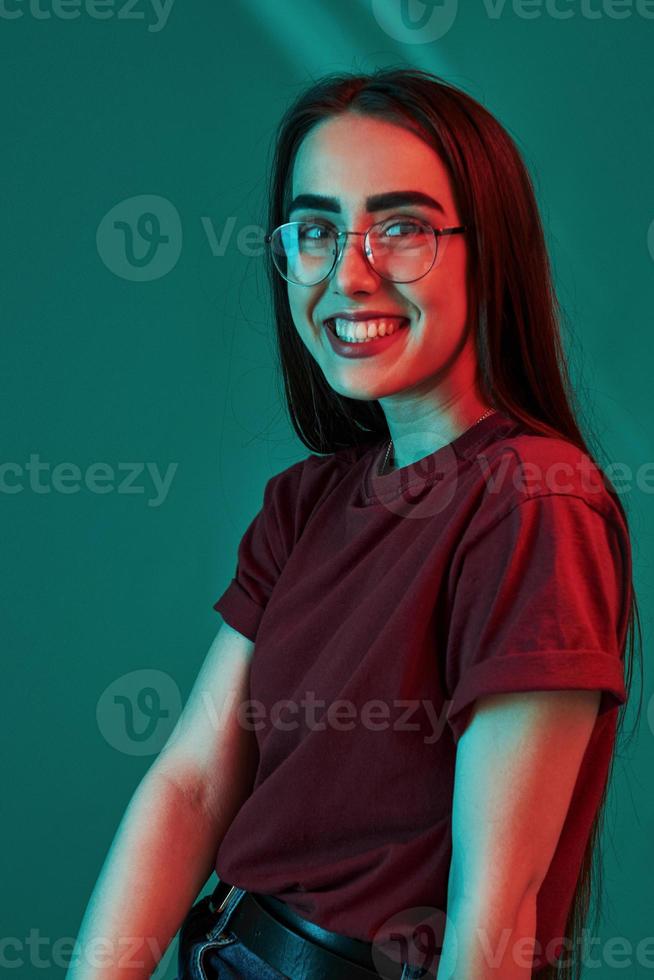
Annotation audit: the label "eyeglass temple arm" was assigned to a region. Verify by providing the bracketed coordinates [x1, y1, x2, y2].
[435, 225, 467, 236]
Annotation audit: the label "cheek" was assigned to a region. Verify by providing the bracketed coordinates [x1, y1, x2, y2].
[286, 293, 327, 360]
[406, 283, 468, 357]
[288, 288, 317, 333]
[287, 289, 301, 321]
[415, 266, 468, 322]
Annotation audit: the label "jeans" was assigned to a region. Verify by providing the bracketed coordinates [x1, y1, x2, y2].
[175, 884, 431, 980]
[175, 886, 285, 979]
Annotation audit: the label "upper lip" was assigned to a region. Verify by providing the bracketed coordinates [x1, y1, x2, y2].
[323, 310, 409, 323]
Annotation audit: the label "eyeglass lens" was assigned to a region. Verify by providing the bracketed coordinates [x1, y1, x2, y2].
[269, 219, 439, 285]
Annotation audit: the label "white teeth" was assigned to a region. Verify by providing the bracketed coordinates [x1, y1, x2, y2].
[332, 317, 407, 342]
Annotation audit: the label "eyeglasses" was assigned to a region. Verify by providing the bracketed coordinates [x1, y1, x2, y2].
[264, 217, 468, 286]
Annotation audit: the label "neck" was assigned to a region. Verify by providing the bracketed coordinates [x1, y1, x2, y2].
[383, 406, 496, 474]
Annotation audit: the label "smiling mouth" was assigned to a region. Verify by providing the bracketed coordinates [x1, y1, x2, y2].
[324, 317, 410, 337]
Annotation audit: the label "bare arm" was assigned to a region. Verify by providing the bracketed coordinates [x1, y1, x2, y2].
[437, 688, 601, 979]
[67, 621, 257, 980]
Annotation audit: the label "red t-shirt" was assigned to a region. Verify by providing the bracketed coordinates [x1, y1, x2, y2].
[212, 411, 630, 974]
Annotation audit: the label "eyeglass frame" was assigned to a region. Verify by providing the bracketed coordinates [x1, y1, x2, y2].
[263, 218, 470, 286]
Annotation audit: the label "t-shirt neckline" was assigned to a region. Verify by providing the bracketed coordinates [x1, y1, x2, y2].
[360, 410, 518, 506]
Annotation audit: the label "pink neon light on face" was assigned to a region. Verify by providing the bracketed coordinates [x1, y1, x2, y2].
[286, 112, 475, 414]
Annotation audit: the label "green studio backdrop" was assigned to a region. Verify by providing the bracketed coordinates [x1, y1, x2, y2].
[2, 1, 652, 977]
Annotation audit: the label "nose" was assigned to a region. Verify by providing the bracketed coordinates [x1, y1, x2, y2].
[331, 231, 379, 292]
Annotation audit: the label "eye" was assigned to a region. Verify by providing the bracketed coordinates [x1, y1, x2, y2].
[301, 222, 330, 239]
[380, 218, 426, 238]
[295, 220, 334, 241]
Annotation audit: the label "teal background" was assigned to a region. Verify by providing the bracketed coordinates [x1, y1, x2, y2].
[2, 1, 652, 977]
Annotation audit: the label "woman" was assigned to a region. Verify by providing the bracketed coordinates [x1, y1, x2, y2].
[69, 69, 642, 980]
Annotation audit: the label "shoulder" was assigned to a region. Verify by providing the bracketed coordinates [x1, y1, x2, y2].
[267, 442, 366, 492]
[463, 428, 627, 541]
[263, 441, 370, 526]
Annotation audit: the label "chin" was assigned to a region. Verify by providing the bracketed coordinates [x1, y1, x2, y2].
[322, 374, 383, 401]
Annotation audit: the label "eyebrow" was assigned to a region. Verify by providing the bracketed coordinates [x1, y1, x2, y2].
[287, 190, 446, 217]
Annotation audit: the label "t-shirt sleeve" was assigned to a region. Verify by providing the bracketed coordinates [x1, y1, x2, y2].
[444, 492, 630, 745]
[212, 468, 298, 642]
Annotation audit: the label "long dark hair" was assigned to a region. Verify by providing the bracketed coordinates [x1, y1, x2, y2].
[260, 66, 643, 979]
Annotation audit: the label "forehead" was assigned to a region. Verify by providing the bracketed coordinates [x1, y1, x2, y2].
[290, 112, 454, 209]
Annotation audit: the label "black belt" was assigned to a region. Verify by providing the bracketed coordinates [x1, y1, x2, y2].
[209, 880, 413, 980]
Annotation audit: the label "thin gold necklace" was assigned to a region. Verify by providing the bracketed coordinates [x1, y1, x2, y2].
[381, 408, 497, 475]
